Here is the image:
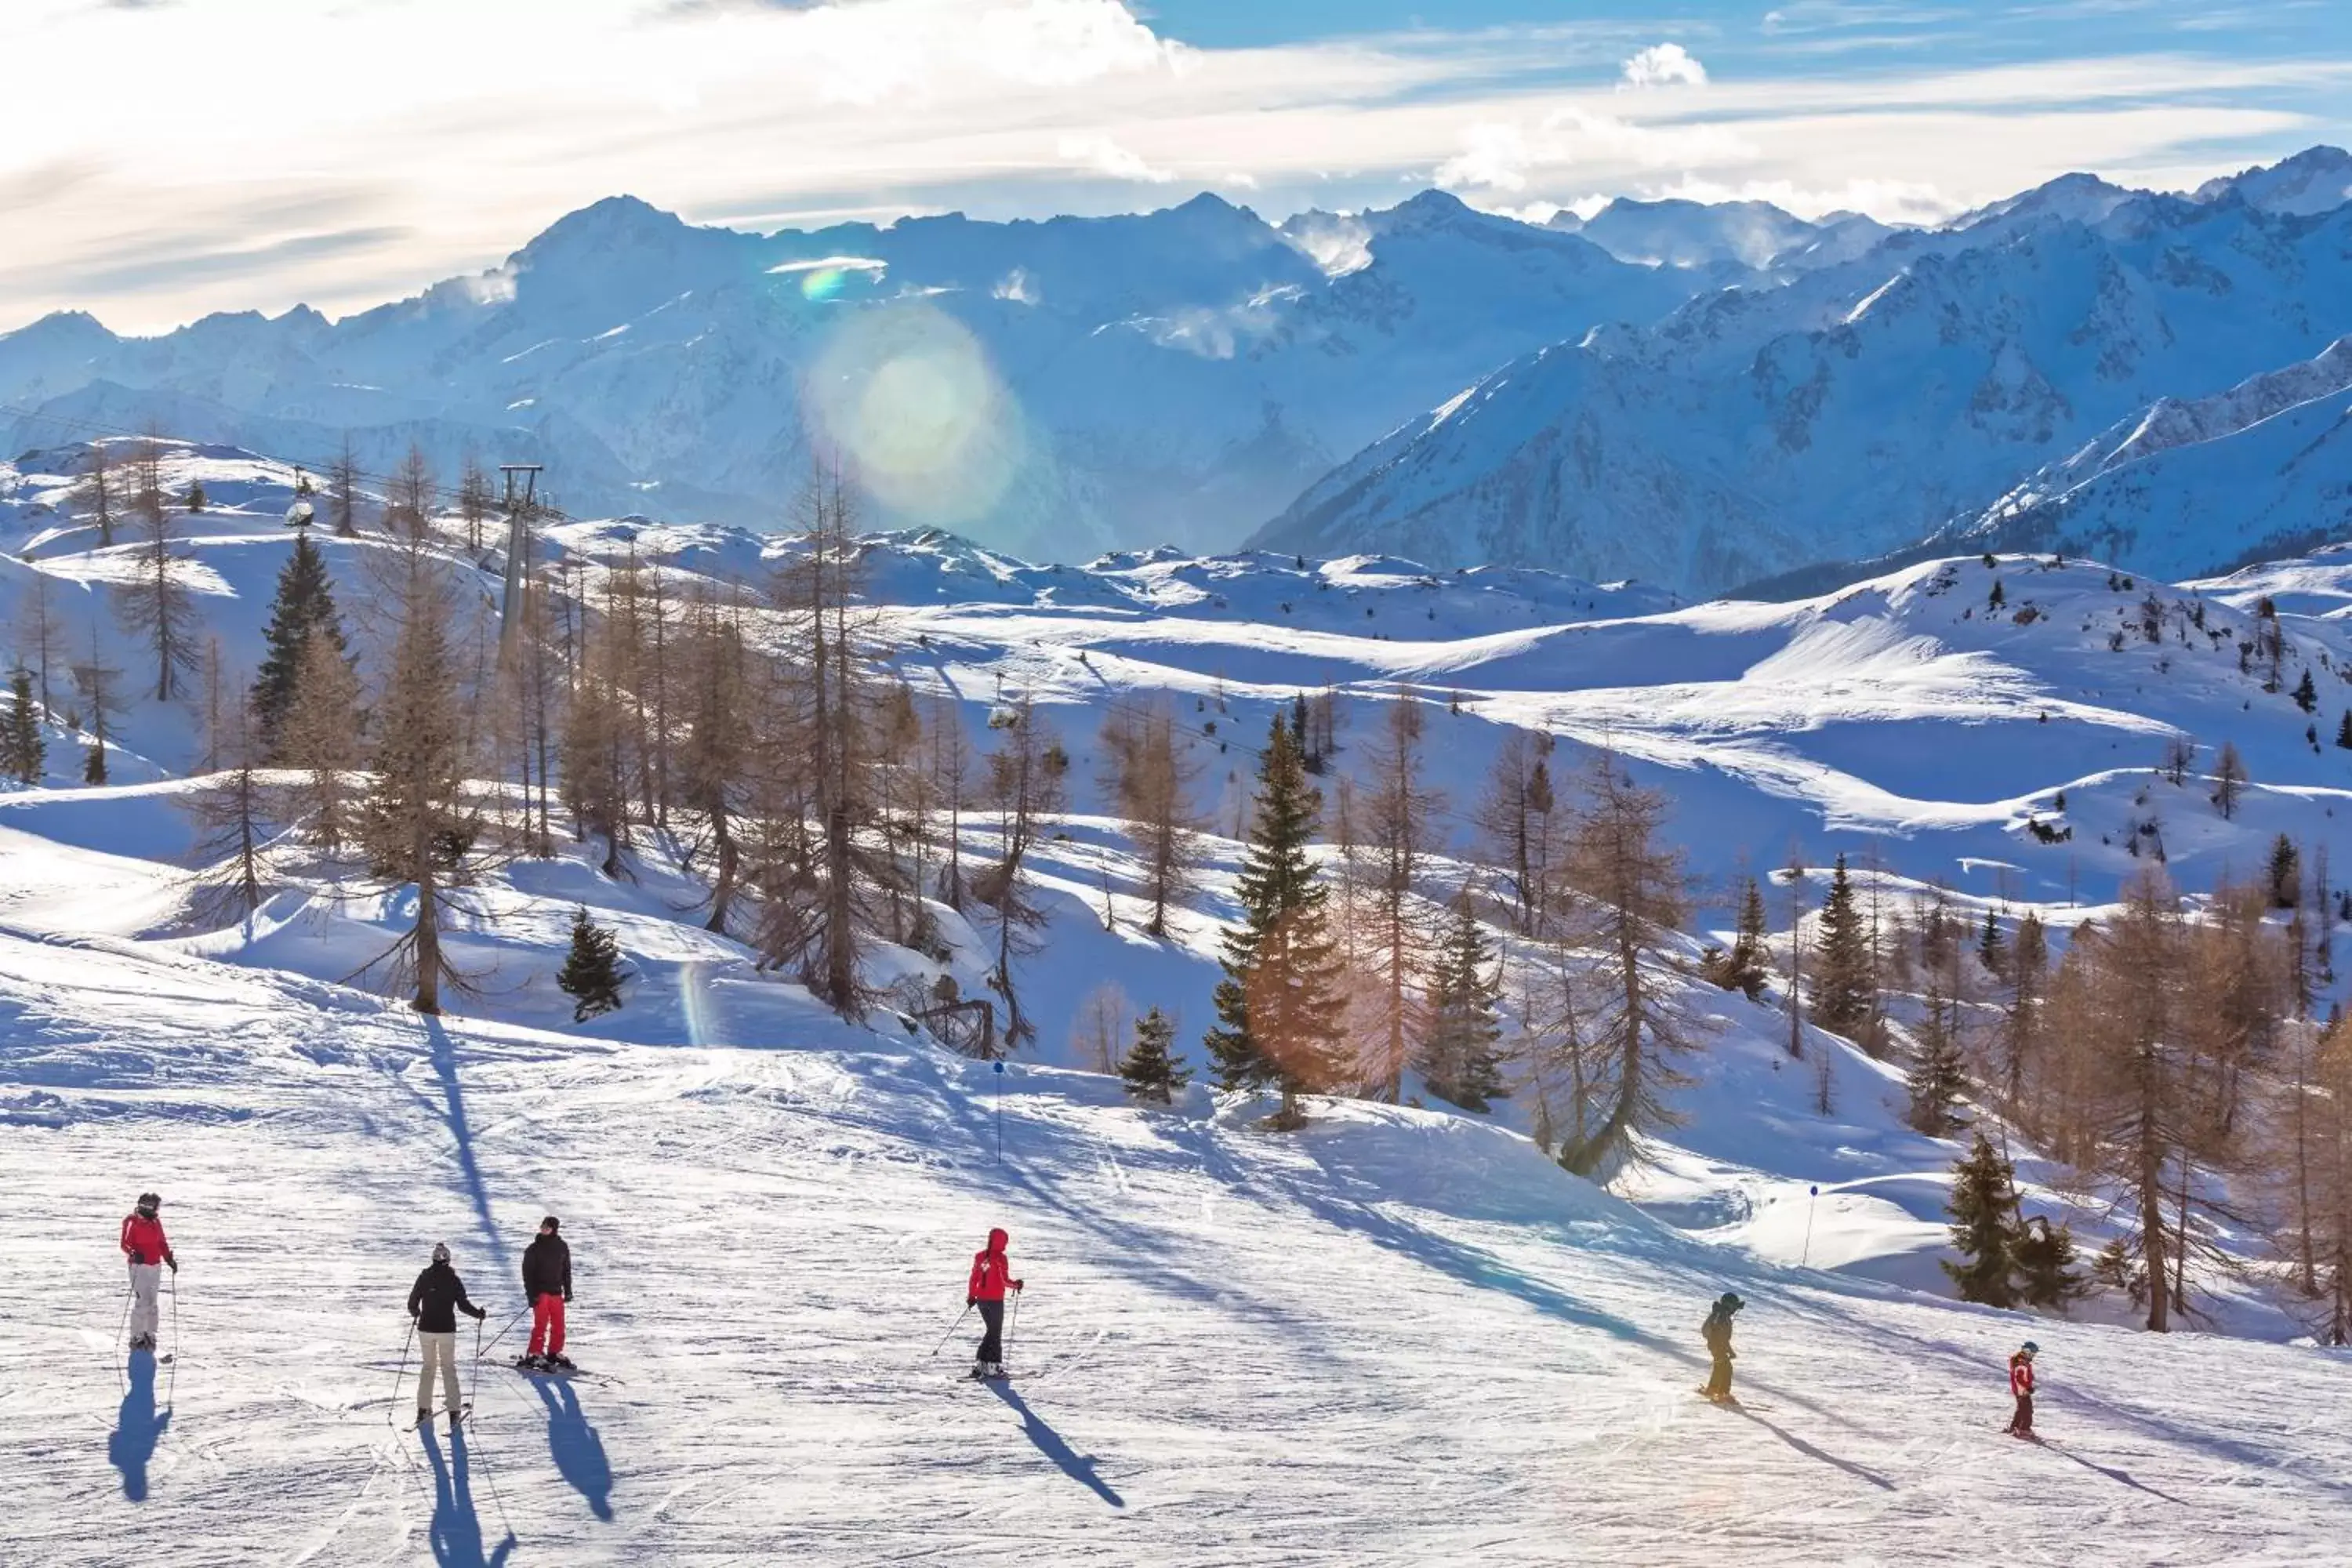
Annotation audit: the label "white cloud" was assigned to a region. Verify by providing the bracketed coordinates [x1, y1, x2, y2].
[1621, 42, 1708, 89]
[0, 1, 2342, 331]
[1058, 133, 1177, 183]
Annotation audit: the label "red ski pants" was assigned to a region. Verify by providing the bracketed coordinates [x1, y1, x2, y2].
[528, 1293, 567, 1357]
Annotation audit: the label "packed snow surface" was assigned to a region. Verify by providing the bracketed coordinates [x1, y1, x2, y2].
[11, 447, 2352, 1560]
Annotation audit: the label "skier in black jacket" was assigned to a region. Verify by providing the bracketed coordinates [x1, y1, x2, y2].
[521, 1215, 574, 1371]
[407, 1243, 487, 1428]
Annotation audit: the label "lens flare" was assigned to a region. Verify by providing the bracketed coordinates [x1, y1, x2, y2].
[680, 961, 720, 1047]
[800, 267, 847, 302]
[805, 303, 1022, 527]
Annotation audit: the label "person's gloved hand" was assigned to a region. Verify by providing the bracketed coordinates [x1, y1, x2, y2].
[564, 1290, 572, 1304]
[965, 1296, 976, 1308]
[166, 1257, 178, 1274]
[1012, 1279, 1025, 1293]
[470, 1305, 488, 1320]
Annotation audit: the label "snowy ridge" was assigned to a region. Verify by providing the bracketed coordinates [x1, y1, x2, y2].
[1936, 338, 2352, 577]
[1253, 153, 2352, 594]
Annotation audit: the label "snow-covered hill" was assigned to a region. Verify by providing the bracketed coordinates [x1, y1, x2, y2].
[1252, 152, 2352, 595]
[13, 436, 2352, 1555]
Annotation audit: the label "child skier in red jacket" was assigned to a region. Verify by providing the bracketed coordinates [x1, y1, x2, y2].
[965, 1228, 1024, 1380]
[120, 1192, 176, 1352]
[2006, 1341, 2038, 1438]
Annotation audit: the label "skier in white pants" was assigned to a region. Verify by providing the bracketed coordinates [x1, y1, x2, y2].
[406, 1243, 487, 1428]
[118, 1192, 177, 1352]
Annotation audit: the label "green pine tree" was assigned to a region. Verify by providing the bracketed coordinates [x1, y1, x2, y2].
[1704, 876, 1771, 1000]
[2012, 1214, 2084, 1311]
[249, 531, 350, 759]
[2269, 833, 2303, 909]
[1906, 985, 1969, 1137]
[2294, 669, 2318, 713]
[555, 906, 629, 1021]
[1416, 891, 1508, 1112]
[1987, 578, 2006, 610]
[1976, 909, 2006, 980]
[82, 736, 107, 786]
[1809, 854, 1875, 1039]
[1203, 716, 1345, 1127]
[1942, 1134, 2023, 1307]
[1119, 1006, 1190, 1105]
[2, 668, 42, 784]
[2335, 710, 2351, 750]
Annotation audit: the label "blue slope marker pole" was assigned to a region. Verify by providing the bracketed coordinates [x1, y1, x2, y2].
[1801, 1185, 1819, 1269]
[995, 1059, 1006, 1164]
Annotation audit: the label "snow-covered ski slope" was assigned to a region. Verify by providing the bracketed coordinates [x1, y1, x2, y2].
[9, 832, 2352, 1566]
[10, 444, 2352, 1559]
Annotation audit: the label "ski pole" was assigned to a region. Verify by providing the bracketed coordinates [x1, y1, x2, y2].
[480, 1302, 528, 1360]
[930, 1305, 973, 1357]
[1006, 1290, 1022, 1371]
[1800, 1185, 1819, 1269]
[165, 1273, 180, 1410]
[387, 1318, 416, 1428]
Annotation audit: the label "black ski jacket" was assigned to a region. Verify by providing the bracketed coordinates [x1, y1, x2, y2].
[408, 1262, 485, 1333]
[522, 1233, 572, 1302]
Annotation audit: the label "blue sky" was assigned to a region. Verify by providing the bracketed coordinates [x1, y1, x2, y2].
[2, 0, 2347, 332]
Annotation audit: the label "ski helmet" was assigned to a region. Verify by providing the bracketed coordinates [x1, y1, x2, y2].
[2020, 1341, 2039, 1356]
[540, 1215, 560, 1232]
[1719, 1291, 1744, 1311]
[136, 1192, 160, 1214]
[431, 1242, 451, 1264]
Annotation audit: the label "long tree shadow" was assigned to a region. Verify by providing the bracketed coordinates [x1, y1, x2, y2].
[422, 1426, 517, 1568]
[420, 1017, 510, 1275]
[534, 1377, 615, 1521]
[988, 1381, 1123, 1508]
[1268, 1169, 1849, 1425]
[107, 1349, 171, 1501]
[1731, 1404, 1896, 1491]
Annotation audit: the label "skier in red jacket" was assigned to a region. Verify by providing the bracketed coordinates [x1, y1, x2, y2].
[2005, 1341, 2038, 1438]
[964, 1228, 1023, 1380]
[119, 1192, 177, 1352]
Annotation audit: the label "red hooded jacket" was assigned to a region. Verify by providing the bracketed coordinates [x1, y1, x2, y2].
[122, 1212, 172, 1268]
[2009, 1354, 2035, 1398]
[966, 1229, 1022, 1302]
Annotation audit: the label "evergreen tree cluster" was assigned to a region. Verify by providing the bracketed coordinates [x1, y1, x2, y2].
[1943, 1134, 2082, 1311]
[1, 670, 42, 785]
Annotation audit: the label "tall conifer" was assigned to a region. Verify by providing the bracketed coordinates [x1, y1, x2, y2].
[1204, 716, 1344, 1127]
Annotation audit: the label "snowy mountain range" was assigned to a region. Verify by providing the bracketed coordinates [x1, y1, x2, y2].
[0, 190, 1695, 562]
[10, 149, 2351, 590]
[1255, 148, 2352, 594]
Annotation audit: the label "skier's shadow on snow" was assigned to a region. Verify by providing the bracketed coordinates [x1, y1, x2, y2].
[1730, 1404, 1895, 1491]
[534, 1377, 615, 1521]
[107, 1349, 171, 1502]
[989, 1382, 1124, 1508]
[422, 1427, 517, 1568]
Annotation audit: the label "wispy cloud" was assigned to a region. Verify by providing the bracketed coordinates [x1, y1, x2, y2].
[0, 0, 2342, 332]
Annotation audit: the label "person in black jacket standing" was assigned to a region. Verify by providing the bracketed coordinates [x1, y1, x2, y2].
[521, 1215, 574, 1371]
[408, 1242, 487, 1428]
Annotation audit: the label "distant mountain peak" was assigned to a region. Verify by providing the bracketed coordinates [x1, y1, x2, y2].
[2195, 144, 2352, 216]
[515, 194, 698, 262]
